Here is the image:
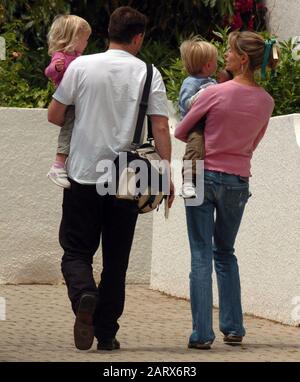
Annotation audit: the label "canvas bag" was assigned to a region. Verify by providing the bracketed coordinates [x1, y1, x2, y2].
[114, 63, 168, 214]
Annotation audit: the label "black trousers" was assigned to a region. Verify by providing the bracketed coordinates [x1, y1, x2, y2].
[59, 179, 138, 341]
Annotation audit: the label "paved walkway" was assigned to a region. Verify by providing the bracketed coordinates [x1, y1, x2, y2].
[0, 284, 299, 362]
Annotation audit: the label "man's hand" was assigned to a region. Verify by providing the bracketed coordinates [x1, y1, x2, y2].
[168, 180, 175, 208]
[150, 115, 174, 208]
[55, 59, 65, 72]
[151, 115, 171, 163]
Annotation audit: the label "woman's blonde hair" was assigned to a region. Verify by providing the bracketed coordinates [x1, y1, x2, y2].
[47, 15, 91, 55]
[180, 37, 218, 76]
[228, 31, 280, 72]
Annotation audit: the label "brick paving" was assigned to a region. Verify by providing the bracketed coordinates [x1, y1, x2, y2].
[0, 284, 299, 362]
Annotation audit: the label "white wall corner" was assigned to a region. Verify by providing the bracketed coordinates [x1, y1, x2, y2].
[266, 0, 300, 40]
[294, 113, 300, 148]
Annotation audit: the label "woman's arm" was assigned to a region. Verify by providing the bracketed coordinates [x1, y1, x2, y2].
[252, 122, 269, 151]
[252, 99, 274, 151]
[186, 81, 215, 110]
[175, 86, 217, 142]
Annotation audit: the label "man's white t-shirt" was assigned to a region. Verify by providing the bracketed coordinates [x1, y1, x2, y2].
[53, 49, 169, 184]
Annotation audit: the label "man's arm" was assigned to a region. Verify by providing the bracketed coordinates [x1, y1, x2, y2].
[150, 115, 171, 162]
[150, 115, 174, 207]
[48, 99, 68, 127]
[175, 86, 216, 142]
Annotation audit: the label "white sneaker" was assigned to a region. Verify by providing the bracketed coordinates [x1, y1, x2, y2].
[181, 183, 197, 199]
[47, 165, 71, 189]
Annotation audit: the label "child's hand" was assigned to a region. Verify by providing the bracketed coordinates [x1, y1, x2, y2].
[217, 69, 233, 83]
[54, 59, 65, 72]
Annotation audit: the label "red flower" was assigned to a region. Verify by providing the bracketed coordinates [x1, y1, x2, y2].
[231, 12, 243, 29]
[245, 0, 254, 10]
[256, 3, 267, 12]
[223, 0, 267, 31]
[234, 0, 253, 13]
[248, 16, 255, 29]
[234, 0, 243, 12]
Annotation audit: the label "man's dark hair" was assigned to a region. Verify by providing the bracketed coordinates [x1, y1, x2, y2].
[108, 6, 147, 44]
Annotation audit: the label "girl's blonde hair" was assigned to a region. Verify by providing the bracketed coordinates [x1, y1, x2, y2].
[228, 31, 280, 72]
[47, 15, 91, 55]
[180, 37, 218, 76]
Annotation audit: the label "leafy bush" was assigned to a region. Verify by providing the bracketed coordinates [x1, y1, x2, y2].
[139, 40, 178, 74]
[0, 20, 54, 107]
[162, 30, 300, 117]
[161, 58, 187, 108]
[260, 39, 300, 116]
[0, 0, 292, 112]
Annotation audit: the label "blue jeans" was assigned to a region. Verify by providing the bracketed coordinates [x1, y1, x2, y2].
[185, 170, 250, 343]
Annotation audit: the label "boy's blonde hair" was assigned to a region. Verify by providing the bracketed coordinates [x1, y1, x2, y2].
[47, 15, 91, 55]
[228, 31, 280, 72]
[180, 37, 218, 76]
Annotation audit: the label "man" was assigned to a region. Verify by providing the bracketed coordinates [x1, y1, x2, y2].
[48, 6, 173, 351]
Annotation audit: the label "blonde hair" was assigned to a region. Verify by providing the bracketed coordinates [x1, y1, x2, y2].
[47, 15, 91, 55]
[180, 37, 218, 76]
[228, 31, 280, 72]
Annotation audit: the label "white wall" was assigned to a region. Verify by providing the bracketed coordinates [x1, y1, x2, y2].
[0, 108, 152, 284]
[151, 114, 300, 326]
[266, 0, 300, 40]
[1, 106, 300, 325]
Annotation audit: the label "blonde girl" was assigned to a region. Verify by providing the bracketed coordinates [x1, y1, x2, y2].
[45, 15, 91, 188]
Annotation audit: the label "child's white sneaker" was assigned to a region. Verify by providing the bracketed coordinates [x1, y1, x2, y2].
[181, 183, 197, 199]
[47, 165, 71, 189]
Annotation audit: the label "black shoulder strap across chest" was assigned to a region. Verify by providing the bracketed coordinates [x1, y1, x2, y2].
[132, 63, 153, 148]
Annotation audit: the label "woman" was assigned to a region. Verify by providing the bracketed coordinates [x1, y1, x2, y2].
[175, 31, 279, 350]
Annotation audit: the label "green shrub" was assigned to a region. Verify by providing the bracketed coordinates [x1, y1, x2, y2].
[259, 39, 300, 116]
[139, 39, 178, 74]
[0, 20, 54, 108]
[162, 30, 300, 117]
[0, 3, 297, 115]
[0, 1, 270, 108]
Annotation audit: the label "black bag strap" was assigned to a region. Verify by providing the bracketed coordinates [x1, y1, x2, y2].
[132, 63, 153, 148]
[147, 116, 154, 142]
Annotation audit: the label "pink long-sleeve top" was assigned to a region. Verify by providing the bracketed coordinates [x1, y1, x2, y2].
[175, 80, 274, 177]
[44, 51, 80, 87]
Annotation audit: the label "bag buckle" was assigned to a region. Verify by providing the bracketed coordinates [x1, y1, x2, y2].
[131, 142, 140, 151]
